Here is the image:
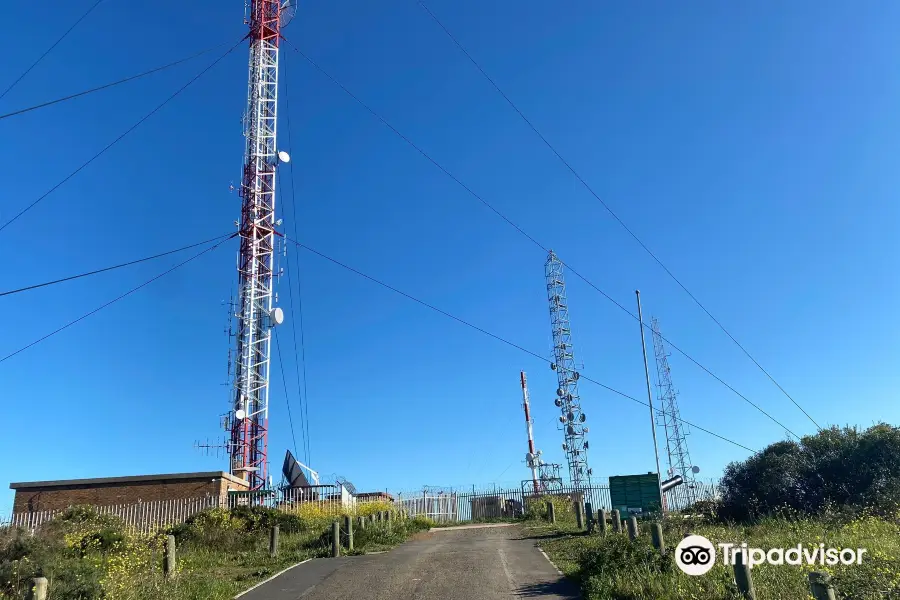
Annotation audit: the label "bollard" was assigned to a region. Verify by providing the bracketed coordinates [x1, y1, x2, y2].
[357, 515, 366, 530]
[627, 516, 639, 540]
[164, 534, 176, 578]
[585, 502, 594, 533]
[547, 501, 556, 524]
[733, 550, 756, 600]
[598, 509, 608, 535]
[650, 523, 665, 555]
[344, 515, 354, 551]
[27, 577, 47, 600]
[269, 525, 279, 558]
[574, 501, 585, 530]
[611, 510, 622, 533]
[809, 572, 837, 600]
[332, 521, 341, 557]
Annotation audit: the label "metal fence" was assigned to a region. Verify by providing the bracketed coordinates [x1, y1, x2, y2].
[396, 480, 721, 522]
[1, 480, 722, 534]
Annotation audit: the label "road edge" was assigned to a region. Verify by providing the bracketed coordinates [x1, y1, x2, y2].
[233, 558, 313, 599]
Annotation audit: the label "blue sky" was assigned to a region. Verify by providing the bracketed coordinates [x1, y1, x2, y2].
[2, 0, 899, 513]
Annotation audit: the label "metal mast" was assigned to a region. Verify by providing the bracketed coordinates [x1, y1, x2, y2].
[519, 372, 540, 493]
[650, 317, 696, 497]
[545, 251, 590, 487]
[227, 0, 284, 491]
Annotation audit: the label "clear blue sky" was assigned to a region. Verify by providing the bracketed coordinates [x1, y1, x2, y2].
[2, 0, 899, 513]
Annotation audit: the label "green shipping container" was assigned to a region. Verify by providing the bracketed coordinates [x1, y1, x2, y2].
[609, 473, 662, 516]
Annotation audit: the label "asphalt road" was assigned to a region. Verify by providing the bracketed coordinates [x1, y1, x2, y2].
[239, 524, 580, 600]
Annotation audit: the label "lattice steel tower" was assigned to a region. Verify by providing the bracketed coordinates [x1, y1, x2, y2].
[545, 251, 591, 487]
[226, 0, 287, 491]
[650, 318, 696, 493]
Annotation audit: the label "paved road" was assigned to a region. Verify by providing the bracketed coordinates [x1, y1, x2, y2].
[239, 524, 579, 600]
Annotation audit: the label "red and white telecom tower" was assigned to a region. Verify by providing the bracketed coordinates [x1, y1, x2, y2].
[227, 0, 288, 490]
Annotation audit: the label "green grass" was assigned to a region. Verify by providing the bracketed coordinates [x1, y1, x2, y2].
[535, 512, 900, 600]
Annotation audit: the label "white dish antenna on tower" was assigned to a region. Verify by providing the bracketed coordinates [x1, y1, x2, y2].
[277, 150, 291, 163]
[280, 0, 298, 28]
[235, 409, 246, 420]
[270, 307, 285, 326]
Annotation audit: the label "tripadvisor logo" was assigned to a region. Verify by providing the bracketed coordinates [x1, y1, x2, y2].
[675, 535, 868, 576]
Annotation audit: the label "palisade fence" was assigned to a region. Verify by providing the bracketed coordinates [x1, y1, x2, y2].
[395, 480, 721, 522]
[0, 480, 721, 534]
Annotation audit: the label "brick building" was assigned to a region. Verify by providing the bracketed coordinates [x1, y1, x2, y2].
[10, 471, 250, 513]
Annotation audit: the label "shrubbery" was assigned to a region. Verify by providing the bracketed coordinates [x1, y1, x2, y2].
[716, 423, 900, 521]
[1, 503, 423, 599]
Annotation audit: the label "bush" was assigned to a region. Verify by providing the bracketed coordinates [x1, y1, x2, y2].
[719, 424, 900, 521]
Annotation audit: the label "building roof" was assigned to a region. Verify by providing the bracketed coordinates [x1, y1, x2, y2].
[10, 471, 247, 490]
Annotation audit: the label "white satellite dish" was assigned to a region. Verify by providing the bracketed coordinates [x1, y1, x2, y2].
[525, 452, 534, 462]
[280, 0, 298, 28]
[270, 307, 285, 326]
[235, 409, 246, 420]
[277, 150, 291, 163]
[691, 465, 701, 474]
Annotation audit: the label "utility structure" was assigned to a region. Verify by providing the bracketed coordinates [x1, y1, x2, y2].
[225, 0, 294, 490]
[650, 318, 697, 500]
[545, 251, 591, 487]
[519, 371, 563, 494]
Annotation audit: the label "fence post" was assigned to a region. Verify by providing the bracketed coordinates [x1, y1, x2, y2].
[357, 515, 365, 530]
[574, 501, 584, 530]
[809, 572, 837, 600]
[651, 523, 665, 555]
[585, 502, 594, 533]
[733, 550, 756, 599]
[269, 525, 279, 558]
[627, 516, 639, 540]
[164, 534, 176, 578]
[598, 509, 608, 535]
[547, 501, 556, 524]
[332, 521, 340, 557]
[27, 577, 47, 600]
[344, 515, 354, 551]
[611, 510, 622, 533]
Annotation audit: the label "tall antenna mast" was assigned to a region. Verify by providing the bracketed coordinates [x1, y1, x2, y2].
[650, 317, 697, 500]
[520, 372, 540, 493]
[545, 251, 591, 487]
[226, 0, 290, 490]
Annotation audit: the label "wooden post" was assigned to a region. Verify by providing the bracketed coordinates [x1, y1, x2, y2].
[809, 572, 837, 600]
[357, 515, 365, 530]
[574, 500, 584, 530]
[650, 523, 665, 555]
[733, 550, 756, 600]
[547, 501, 556, 524]
[27, 577, 47, 600]
[269, 525, 279, 557]
[164, 534, 176, 578]
[627, 516, 639, 540]
[598, 509, 608, 535]
[332, 521, 341, 557]
[611, 510, 622, 533]
[585, 502, 594, 533]
[343, 515, 354, 551]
